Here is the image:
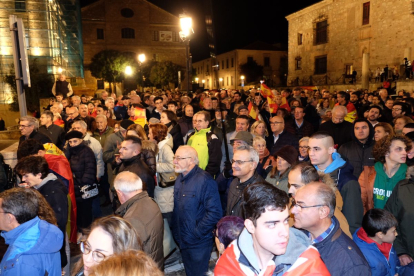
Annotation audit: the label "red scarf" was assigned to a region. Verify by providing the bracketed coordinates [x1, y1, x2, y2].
[357, 227, 392, 260]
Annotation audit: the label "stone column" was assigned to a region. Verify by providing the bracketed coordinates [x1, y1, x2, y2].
[362, 52, 370, 90]
[404, 47, 411, 61]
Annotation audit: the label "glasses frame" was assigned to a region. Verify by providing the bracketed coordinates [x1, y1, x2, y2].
[231, 159, 253, 165]
[290, 198, 326, 211]
[80, 241, 107, 263]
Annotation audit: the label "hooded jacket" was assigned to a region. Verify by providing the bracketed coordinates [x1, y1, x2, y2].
[141, 140, 157, 176]
[338, 119, 375, 178]
[177, 115, 194, 137]
[315, 152, 363, 234]
[214, 228, 330, 276]
[0, 216, 63, 276]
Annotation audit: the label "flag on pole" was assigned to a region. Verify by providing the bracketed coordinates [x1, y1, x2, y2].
[260, 83, 273, 98]
[267, 97, 278, 113]
[248, 102, 258, 120]
[280, 97, 291, 112]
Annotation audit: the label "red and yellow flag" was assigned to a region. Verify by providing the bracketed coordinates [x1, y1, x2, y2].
[131, 106, 147, 127]
[248, 102, 258, 120]
[280, 97, 291, 112]
[267, 97, 278, 114]
[260, 83, 273, 98]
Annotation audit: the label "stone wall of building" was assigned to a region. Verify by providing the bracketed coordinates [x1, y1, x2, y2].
[286, 0, 414, 88]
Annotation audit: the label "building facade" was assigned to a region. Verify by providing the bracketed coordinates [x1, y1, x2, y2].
[81, 0, 187, 92]
[286, 0, 414, 88]
[192, 42, 287, 90]
[0, 0, 84, 103]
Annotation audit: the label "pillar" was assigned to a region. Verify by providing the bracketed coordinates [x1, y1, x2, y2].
[362, 52, 370, 90]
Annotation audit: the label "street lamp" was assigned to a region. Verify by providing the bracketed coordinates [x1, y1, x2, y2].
[138, 53, 146, 64]
[219, 77, 223, 88]
[180, 14, 193, 93]
[58, 67, 63, 74]
[202, 79, 205, 89]
[195, 77, 199, 88]
[241, 75, 245, 87]
[125, 66, 132, 76]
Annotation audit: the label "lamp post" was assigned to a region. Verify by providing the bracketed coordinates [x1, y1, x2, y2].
[240, 75, 245, 88]
[219, 77, 223, 88]
[180, 15, 193, 93]
[137, 53, 146, 91]
[195, 77, 199, 89]
[202, 79, 205, 89]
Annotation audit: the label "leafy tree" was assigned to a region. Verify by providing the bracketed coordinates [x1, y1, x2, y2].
[149, 61, 184, 89]
[136, 60, 156, 88]
[239, 60, 264, 84]
[5, 59, 54, 112]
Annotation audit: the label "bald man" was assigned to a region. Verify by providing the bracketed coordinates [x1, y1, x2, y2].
[318, 105, 354, 148]
[171, 146, 221, 276]
[308, 132, 363, 234]
[292, 182, 370, 275]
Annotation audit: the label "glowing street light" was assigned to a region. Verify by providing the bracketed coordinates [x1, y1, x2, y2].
[58, 67, 63, 74]
[180, 14, 193, 93]
[138, 54, 146, 64]
[180, 17, 193, 37]
[195, 77, 199, 83]
[219, 77, 223, 88]
[241, 75, 245, 87]
[125, 66, 132, 76]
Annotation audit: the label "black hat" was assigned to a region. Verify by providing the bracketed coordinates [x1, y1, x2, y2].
[120, 119, 134, 130]
[65, 130, 83, 140]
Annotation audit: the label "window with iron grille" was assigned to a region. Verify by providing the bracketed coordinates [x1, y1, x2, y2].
[315, 20, 328, 44]
[315, 56, 327, 74]
[152, 31, 159, 41]
[97, 29, 104, 40]
[231, 58, 234, 67]
[122, 28, 135, 39]
[226, 59, 229, 68]
[362, 2, 370, 25]
[295, 57, 302, 70]
[15, 0, 26, 12]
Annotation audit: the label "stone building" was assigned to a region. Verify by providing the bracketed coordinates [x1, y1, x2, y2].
[286, 0, 414, 90]
[192, 41, 287, 90]
[81, 0, 187, 92]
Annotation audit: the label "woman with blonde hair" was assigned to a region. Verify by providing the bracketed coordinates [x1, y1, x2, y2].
[71, 216, 142, 276]
[253, 136, 273, 177]
[89, 250, 163, 276]
[250, 120, 268, 138]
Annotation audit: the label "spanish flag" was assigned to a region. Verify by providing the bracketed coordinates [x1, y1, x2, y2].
[267, 97, 278, 114]
[280, 97, 291, 112]
[248, 102, 258, 120]
[131, 106, 147, 127]
[260, 83, 273, 98]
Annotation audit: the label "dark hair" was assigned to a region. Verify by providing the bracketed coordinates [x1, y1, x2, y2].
[97, 105, 109, 112]
[216, 216, 244, 248]
[161, 110, 177, 123]
[362, 208, 398, 237]
[17, 139, 45, 160]
[393, 102, 409, 114]
[236, 115, 250, 122]
[337, 91, 350, 101]
[196, 111, 211, 122]
[233, 92, 241, 97]
[211, 97, 218, 102]
[284, 89, 292, 94]
[373, 135, 412, 163]
[41, 110, 54, 121]
[242, 182, 289, 225]
[154, 96, 163, 103]
[15, 156, 49, 179]
[291, 162, 319, 184]
[167, 101, 177, 107]
[124, 135, 142, 146]
[0, 187, 39, 224]
[149, 123, 168, 143]
[369, 105, 382, 113]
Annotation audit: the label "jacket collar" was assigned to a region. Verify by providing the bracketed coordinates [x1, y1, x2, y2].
[115, 191, 148, 217]
[181, 165, 200, 181]
[313, 216, 341, 248]
[121, 154, 142, 165]
[35, 173, 57, 190]
[238, 171, 261, 188]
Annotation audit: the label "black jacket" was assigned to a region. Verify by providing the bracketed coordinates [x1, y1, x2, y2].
[65, 142, 97, 199]
[319, 120, 354, 148]
[266, 131, 299, 156]
[314, 216, 371, 276]
[338, 120, 375, 179]
[167, 122, 183, 153]
[38, 124, 65, 150]
[19, 130, 52, 146]
[227, 172, 265, 218]
[304, 104, 320, 132]
[115, 154, 155, 198]
[177, 115, 193, 137]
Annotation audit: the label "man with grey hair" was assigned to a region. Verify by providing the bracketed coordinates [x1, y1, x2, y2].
[227, 144, 266, 217]
[71, 95, 81, 107]
[114, 171, 164, 270]
[171, 145, 221, 276]
[291, 182, 371, 275]
[319, 105, 353, 148]
[79, 103, 96, 133]
[19, 116, 51, 145]
[65, 106, 81, 133]
[105, 97, 116, 119]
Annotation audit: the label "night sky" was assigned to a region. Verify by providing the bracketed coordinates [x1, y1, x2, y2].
[80, 0, 321, 61]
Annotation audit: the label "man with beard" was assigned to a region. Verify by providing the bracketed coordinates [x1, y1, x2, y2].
[366, 105, 382, 127]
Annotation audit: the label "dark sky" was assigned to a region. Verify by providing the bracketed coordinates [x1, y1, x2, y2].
[80, 0, 321, 61]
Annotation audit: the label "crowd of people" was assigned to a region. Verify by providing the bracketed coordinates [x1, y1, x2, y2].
[2, 80, 414, 275]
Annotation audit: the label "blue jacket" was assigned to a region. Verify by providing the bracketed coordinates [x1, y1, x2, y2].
[314, 217, 371, 276]
[353, 228, 399, 276]
[0, 216, 63, 276]
[171, 166, 222, 249]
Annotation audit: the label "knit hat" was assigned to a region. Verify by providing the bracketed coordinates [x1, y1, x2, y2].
[238, 105, 248, 112]
[65, 130, 83, 140]
[120, 119, 134, 130]
[230, 131, 253, 146]
[275, 145, 298, 165]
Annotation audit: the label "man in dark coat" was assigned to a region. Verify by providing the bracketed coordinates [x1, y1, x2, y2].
[171, 146, 221, 276]
[292, 182, 371, 275]
[113, 135, 155, 198]
[19, 116, 52, 145]
[52, 74, 73, 99]
[266, 115, 299, 155]
[284, 106, 314, 140]
[319, 105, 353, 148]
[38, 110, 65, 150]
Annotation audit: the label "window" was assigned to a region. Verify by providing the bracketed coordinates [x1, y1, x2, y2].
[264, 57, 270, 67]
[315, 56, 327, 74]
[247, 56, 253, 63]
[121, 8, 134, 18]
[122, 28, 135, 39]
[315, 20, 328, 44]
[153, 54, 159, 61]
[226, 59, 229, 68]
[15, 0, 26, 12]
[152, 31, 159, 41]
[295, 57, 302, 70]
[97, 80, 104, 90]
[231, 76, 234, 86]
[173, 31, 180, 42]
[362, 2, 370, 25]
[345, 64, 353, 76]
[298, 33, 303, 45]
[231, 58, 234, 67]
[227, 77, 229, 85]
[97, 29, 104, 40]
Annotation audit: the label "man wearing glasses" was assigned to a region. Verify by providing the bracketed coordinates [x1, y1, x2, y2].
[171, 146, 221, 276]
[266, 116, 299, 155]
[18, 116, 52, 146]
[149, 96, 165, 120]
[227, 145, 266, 218]
[392, 102, 408, 119]
[291, 182, 371, 275]
[0, 188, 63, 275]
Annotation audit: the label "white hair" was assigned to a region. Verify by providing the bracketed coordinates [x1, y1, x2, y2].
[72, 120, 87, 129]
[95, 114, 107, 122]
[253, 136, 266, 147]
[234, 145, 259, 164]
[20, 116, 39, 130]
[114, 171, 143, 193]
[332, 105, 347, 116]
[299, 136, 309, 144]
[72, 95, 80, 100]
[105, 97, 114, 104]
[178, 145, 199, 165]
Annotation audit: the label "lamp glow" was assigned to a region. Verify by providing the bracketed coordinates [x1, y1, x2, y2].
[138, 54, 146, 63]
[125, 66, 132, 76]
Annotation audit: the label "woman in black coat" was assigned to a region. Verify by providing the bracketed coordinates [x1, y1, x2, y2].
[177, 104, 194, 137]
[65, 130, 97, 232]
[161, 110, 183, 153]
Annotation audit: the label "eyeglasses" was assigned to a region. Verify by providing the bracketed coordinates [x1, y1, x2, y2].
[290, 198, 326, 211]
[392, 108, 402, 111]
[173, 156, 191, 161]
[270, 122, 283, 125]
[231, 159, 253, 165]
[299, 146, 309, 150]
[80, 241, 107, 263]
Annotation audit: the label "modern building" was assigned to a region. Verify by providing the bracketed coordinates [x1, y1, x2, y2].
[286, 0, 414, 90]
[0, 0, 84, 103]
[192, 41, 287, 90]
[81, 0, 187, 92]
